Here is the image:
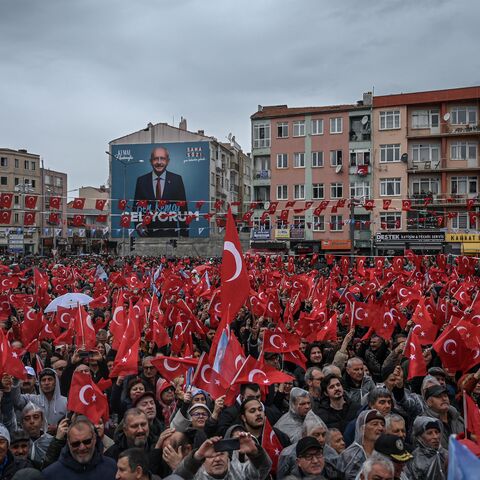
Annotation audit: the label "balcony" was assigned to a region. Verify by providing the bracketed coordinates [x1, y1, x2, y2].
[407, 124, 480, 139]
[230, 161, 239, 171]
[253, 170, 271, 186]
[349, 132, 371, 142]
[409, 193, 479, 207]
[230, 185, 239, 194]
[407, 160, 480, 174]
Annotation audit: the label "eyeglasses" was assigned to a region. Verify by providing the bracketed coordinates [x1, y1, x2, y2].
[299, 451, 323, 462]
[191, 412, 209, 418]
[69, 437, 93, 449]
[143, 366, 155, 370]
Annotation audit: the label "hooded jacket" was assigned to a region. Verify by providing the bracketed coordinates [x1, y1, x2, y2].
[404, 417, 448, 480]
[342, 372, 375, 406]
[275, 388, 309, 443]
[422, 405, 464, 449]
[10, 370, 67, 426]
[42, 434, 117, 480]
[336, 410, 376, 480]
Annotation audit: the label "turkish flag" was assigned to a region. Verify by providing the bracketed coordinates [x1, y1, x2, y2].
[383, 199, 391, 210]
[0, 330, 27, 380]
[214, 200, 224, 211]
[0, 193, 13, 209]
[0, 211, 11, 224]
[95, 199, 107, 210]
[49, 196, 61, 209]
[404, 330, 427, 380]
[285, 201, 296, 208]
[89, 294, 109, 309]
[192, 354, 229, 399]
[68, 372, 109, 424]
[267, 202, 278, 214]
[55, 306, 75, 329]
[436, 216, 444, 227]
[109, 336, 140, 378]
[402, 200, 412, 211]
[120, 214, 131, 228]
[21, 308, 43, 345]
[316, 313, 338, 342]
[142, 213, 152, 226]
[221, 208, 249, 323]
[465, 393, 480, 440]
[151, 356, 198, 383]
[72, 198, 85, 210]
[96, 214, 107, 223]
[24, 195, 38, 209]
[74, 305, 97, 350]
[195, 200, 205, 210]
[118, 199, 127, 210]
[432, 326, 467, 371]
[23, 212, 35, 226]
[280, 209, 289, 222]
[137, 200, 148, 208]
[72, 215, 85, 227]
[48, 212, 59, 224]
[466, 198, 475, 210]
[263, 329, 300, 354]
[262, 418, 283, 474]
[38, 318, 60, 341]
[149, 319, 171, 349]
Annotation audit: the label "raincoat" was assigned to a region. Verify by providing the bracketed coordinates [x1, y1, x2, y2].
[275, 388, 310, 443]
[404, 416, 447, 480]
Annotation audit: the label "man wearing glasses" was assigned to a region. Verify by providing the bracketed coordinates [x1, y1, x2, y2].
[42, 416, 117, 479]
[287, 436, 326, 479]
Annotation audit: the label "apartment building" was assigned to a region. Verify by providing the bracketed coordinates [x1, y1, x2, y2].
[0, 148, 42, 254]
[250, 97, 372, 254]
[372, 86, 480, 255]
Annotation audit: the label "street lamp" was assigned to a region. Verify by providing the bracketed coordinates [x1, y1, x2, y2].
[105, 151, 144, 255]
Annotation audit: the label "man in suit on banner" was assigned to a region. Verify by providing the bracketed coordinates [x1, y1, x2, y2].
[134, 146, 188, 237]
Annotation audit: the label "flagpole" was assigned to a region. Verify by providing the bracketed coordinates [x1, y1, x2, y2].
[463, 389, 468, 438]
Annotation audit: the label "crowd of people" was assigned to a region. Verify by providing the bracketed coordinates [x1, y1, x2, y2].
[0, 250, 478, 480]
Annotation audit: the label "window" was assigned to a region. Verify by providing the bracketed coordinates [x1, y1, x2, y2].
[14, 196, 19, 206]
[253, 123, 270, 148]
[380, 144, 401, 163]
[0, 177, 7, 186]
[293, 216, 305, 228]
[277, 122, 288, 138]
[31, 161, 36, 171]
[293, 121, 305, 137]
[412, 178, 440, 195]
[380, 178, 401, 196]
[276, 154, 288, 169]
[55, 177, 62, 188]
[312, 183, 324, 199]
[211, 172, 215, 185]
[380, 110, 401, 130]
[14, 213, 19, 223]
[452, 213, 474, 229]
[350, 150, 371, 166]
[31, 180, 36, 188]
[330, 150, 343, 166]
[331, 183, 343, 199]
[412, 144, 440, 163]
[354, 214, 371, 231]
[313, 216, 325, 231]
[294, 184, 305, 200]
[24, 160, 29, 170]
[14, 159, 19, 168]
[14, 178, 19, 186]
[380, 212, 401, 229]
[311, 151, 324, 167]
[0, 157, 7, 167]
[350, 182, 370, 199]
[451, 176, 477, 195]
[294, 153, 305, 168]
[45, 175, 52, 185]
[330, 117, 343, 134]
[276, 185, 288, 200]
[330, 215, 343, 231]
[311, 119, 324, 135]
[451, 106, 477, 126]
[451, 142, 478, 161]
[411, 109, 439, 129]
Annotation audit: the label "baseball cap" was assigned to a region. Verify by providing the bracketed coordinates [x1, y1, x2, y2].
[25, 366, 36, 378]
[133, 391, 156, 408]
[365, 410, 386, 424]
[296, 436, 323, 457]
[374, 434, 413, 463]
[424, 385, 448, 400]
[10, 429, 29, 444]
[428, 367, 446, 378]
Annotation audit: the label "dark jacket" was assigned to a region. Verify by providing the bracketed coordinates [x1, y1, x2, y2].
[316, 396, 360, 434]
[0, 451, 31, 480]
[42, 439, 117, 480]
[104, 429, 157, 461]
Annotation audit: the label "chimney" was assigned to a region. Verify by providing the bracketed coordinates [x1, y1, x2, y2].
[258, 105, 263, 112]
[197, 130, 204, 136]
[363, 92, 372, 106]
[179, 117, 187, 131]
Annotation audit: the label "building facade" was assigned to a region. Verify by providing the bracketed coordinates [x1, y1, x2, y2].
[0, 148, 42, 254]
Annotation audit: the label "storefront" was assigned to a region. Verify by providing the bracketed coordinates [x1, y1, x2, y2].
[374, 232, 445, 256]
[321, 239, 352, 253]
[249, 228, 287, 252]
[446, 233, 480, 256]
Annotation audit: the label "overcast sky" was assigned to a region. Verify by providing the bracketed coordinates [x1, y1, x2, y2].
[1, 0, 479, 193]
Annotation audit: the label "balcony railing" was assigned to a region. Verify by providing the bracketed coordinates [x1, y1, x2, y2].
[409, 193, 479, 206]
[254, 170, 271, 180]
[349, 132, 371, 142]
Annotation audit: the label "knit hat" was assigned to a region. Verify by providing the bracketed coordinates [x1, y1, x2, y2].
[38, 368, 56, 381]
[365, 410, 385, 425]
[380, 363, 396, 382]
[188, 403, 211, 416]
[10, 429, 29, 445]
[0, 425, 11, 444]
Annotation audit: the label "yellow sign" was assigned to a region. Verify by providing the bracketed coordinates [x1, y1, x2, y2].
[274, 228, 290, 239]
[462, 242, 480, 253]
[446, 233, 480, 242]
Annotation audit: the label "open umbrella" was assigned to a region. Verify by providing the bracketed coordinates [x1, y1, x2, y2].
[44, 292, 94, 313]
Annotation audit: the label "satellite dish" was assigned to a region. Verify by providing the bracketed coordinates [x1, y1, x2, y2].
[401, 153, 408, 163]
[443, 113, 450, 121]
[335, 165, 343, 174]
[361, 115, 369, 125]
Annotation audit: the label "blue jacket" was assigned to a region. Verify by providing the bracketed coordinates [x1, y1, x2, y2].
[42, 438, 117, 480]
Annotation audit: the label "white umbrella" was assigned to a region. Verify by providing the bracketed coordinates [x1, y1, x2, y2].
[44, 293, 94, 313]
